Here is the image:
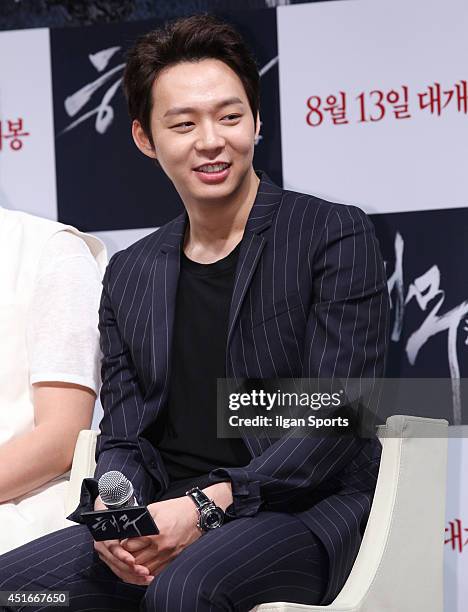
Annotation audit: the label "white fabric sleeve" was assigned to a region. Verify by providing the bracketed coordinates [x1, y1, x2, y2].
[27, 231, 103, 395]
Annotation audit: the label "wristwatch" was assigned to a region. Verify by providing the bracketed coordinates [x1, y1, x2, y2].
[185, 487, 225, 532]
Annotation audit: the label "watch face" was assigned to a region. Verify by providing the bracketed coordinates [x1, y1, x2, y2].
[202, 507, 224, 530]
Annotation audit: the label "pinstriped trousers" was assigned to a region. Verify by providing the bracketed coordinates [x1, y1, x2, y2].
[0, 511, 327, 612]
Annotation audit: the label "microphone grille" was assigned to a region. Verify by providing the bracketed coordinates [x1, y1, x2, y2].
[98, 471, 134, 507]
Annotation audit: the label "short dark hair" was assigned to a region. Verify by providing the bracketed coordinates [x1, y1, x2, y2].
[123, 14, 260, 145]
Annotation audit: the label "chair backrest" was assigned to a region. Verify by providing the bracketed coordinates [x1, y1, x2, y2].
[331, 415, 448, 612]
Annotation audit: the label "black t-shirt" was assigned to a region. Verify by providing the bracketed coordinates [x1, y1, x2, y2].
[146, 241, 251, 500]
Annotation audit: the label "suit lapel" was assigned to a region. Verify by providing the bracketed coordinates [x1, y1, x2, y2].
[226, 172, 284, 365]
[225, 172, 284, 456]
[148, 213, 186, 399]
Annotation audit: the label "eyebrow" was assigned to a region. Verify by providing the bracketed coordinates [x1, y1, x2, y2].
[163, 96, 244, 118]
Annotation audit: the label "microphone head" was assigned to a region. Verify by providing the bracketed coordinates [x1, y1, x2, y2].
[98, 471, 134, 508]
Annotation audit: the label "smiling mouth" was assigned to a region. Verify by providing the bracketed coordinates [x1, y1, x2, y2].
[194, 163, 231, 173]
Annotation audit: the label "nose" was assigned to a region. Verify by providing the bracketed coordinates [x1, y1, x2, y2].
[194, 120, 225, 153]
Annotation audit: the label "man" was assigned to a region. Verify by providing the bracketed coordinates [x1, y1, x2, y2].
[0, 15, 389, 611]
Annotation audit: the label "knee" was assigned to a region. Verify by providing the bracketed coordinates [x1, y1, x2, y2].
[0, 552, 23, 590]
[142, 561, 233, 612]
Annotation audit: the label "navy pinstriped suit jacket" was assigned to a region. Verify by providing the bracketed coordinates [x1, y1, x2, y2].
[69, 171, 389, 605]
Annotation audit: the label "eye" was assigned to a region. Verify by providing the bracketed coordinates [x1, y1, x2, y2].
[171, 121, 194, 131]
[222, 114, 241, 121]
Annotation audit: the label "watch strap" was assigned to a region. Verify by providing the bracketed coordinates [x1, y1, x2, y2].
[186, 487, 212, 509]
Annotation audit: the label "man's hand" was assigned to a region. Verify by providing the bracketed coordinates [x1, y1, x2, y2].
[122, 495, 201, 576]
[122, 482, 233, 577]
[93, 495, 154, 586]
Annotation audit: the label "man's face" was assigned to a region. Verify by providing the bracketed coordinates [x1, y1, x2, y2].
[133, 58, 259, 205]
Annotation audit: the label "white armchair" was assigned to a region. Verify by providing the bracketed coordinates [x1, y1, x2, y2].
[64, 429, 101, 519]
[66, 415, 448, 612]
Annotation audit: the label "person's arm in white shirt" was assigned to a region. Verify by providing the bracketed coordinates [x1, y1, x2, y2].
[0, 231, 103, 504]
[0, 383, 94, 503]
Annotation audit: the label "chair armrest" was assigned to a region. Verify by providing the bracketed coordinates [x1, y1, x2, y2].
[254, 415, 449, 612]
[329, 415, 448, 612]
[64, 429, 99, 516]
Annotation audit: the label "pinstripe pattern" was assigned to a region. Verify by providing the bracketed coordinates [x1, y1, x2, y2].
[81, 172, 388, 605]
[0, 513, 327, 611]
[82, 172, 388, 605]
[0, 172, 389, 609]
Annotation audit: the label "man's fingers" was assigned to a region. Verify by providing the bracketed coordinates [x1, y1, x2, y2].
[148, 558, 169, 577]
[122, 537, 152, 553]
[103, 557, 153, 586]
[94, 538, 155, 585]
[95, 541, 136, 570]
[132, 547, 159, 567]
[97, 544, 148, 577]
[98, 551, 150, 579]
[108, 542, 137, 566]
[144, 549, 173, 576]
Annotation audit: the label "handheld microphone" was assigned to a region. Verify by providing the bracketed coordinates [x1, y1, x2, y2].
[83, 470, 158, 540]
[98, 471, 138, 509]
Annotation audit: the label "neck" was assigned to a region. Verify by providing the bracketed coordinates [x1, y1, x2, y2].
[182, 168, 260, 262]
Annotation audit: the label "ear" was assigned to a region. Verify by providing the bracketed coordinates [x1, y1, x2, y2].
[254, 112, 261, 139]
[131, 120, 157, 160]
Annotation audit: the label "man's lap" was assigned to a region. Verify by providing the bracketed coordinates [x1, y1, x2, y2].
[0, 512, 328, 612]
[147, 511, 328, 611]
[0, 525, 145, 611]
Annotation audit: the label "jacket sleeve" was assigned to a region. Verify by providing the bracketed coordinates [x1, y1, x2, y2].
[209, 204, 390, 518]
[67, 254, 162, 523]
